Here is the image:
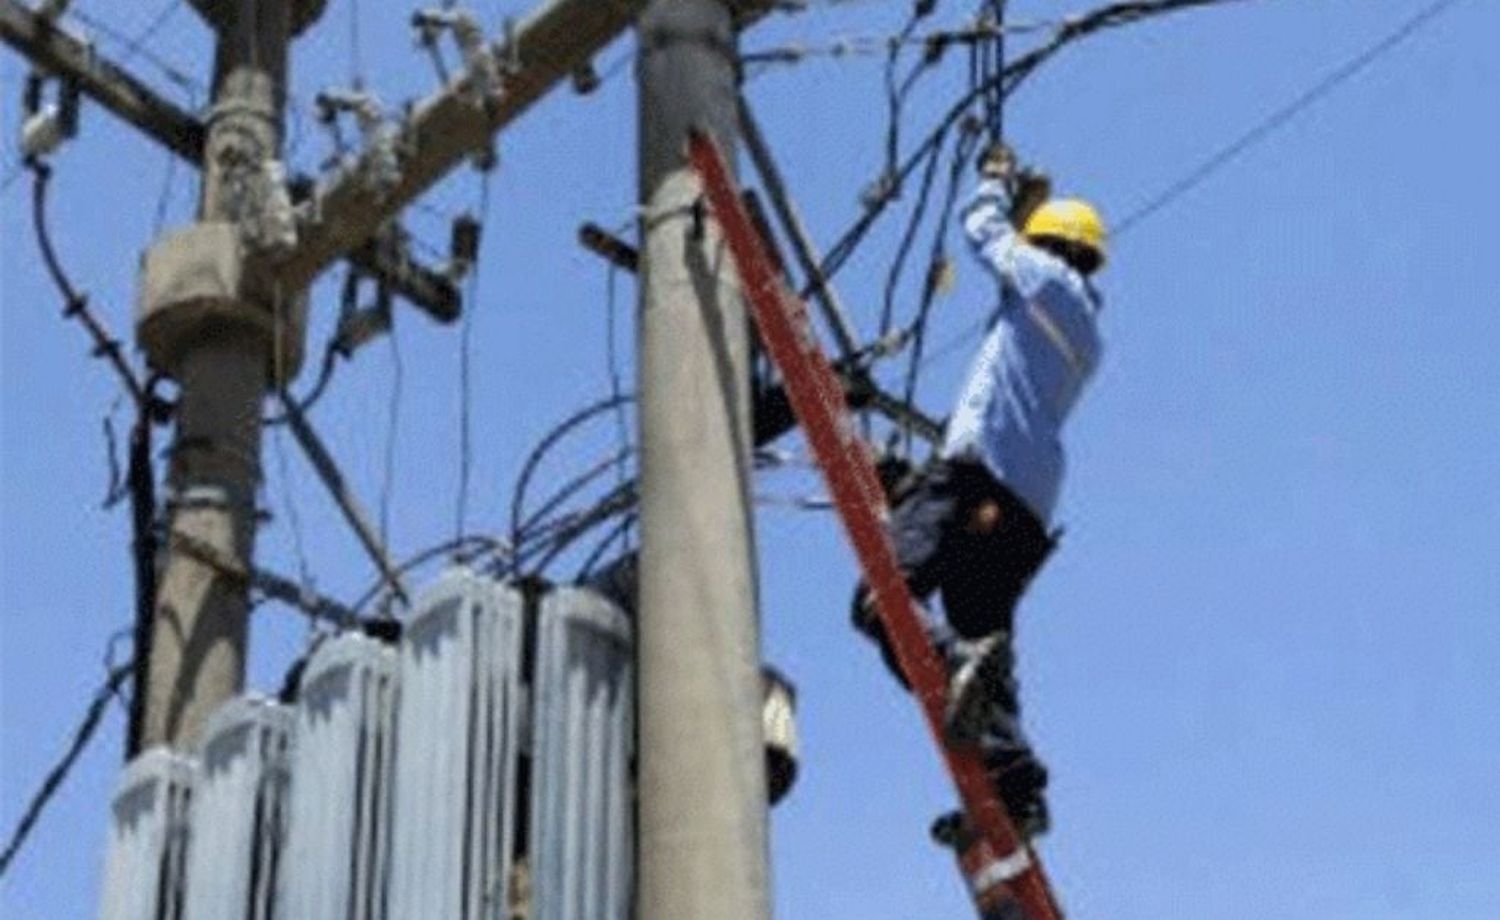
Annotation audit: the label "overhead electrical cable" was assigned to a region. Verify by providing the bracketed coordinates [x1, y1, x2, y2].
[455, 171, 493, 543]
[29, 162, 153, 410]
[508, 393, 636, 556]
[1112, 0, 1466, 236]
[0, 659, 132, 879]
[916, 0, 1466, 372]
[813, 0, 1251, 292]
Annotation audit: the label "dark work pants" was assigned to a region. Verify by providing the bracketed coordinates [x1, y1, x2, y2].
[852, 459, 1055, 797]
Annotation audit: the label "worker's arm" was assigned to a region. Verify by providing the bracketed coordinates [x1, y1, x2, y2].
[961, 179, 1062, 302]
[961, 145, 1061, 301]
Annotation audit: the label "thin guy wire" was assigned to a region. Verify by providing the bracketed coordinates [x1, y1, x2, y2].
[456, 171, 493, 543]
[271, 427, 315, 604]
[380, 315, 403, 548]
[0, 661, 132, 878]
[106, 0, 184, 69]
[1113, 0, 1466, 236]
[69, 6, 202, 101]
[917, 0, 1466, 373]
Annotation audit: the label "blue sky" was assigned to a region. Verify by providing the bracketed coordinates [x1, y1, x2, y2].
[3, 1, 1497, 918]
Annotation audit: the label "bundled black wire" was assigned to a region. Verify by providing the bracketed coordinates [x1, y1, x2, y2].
[508, 393, 636, 556]
[899, 120, 982, 453]
[878, 0, 943, 201]
[879, 125, 949, 341]
[515, 480, 639, 577]
[815, 0, 1249, 291]
[124, 378, 162, 758]
[977, 0, 1008, 143]
[29, 162, 150, 408]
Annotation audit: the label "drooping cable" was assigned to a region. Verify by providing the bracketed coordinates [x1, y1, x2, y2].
[815, 0, 1251, 291]
[379, 313, 404, 548]
[1113, 0, 1465, 236]
[29, 161, 149, 408]
[879, 1, 940, 197]
[575, 511, 638, 581]
[879, 126, 948, 341]
[0, 658, 133, 878]
[518, 480, 639, 577]
[508, 393, 636, 556]
[915, 0, 1463, 374]
[455, 171, 493, 544]
[514, 446, 636, 546]
[349, 534, 510, 615]
[900, 120, 981, 453]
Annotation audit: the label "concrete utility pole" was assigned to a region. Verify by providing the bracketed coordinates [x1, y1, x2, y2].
[636, 2, 771, 918]
[136, 0, 317, 749]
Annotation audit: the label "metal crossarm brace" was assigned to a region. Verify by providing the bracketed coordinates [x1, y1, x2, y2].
[689, 130, 1065, 920]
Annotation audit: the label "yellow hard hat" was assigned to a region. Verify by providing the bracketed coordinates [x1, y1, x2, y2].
[1023, 199, 1107, 270]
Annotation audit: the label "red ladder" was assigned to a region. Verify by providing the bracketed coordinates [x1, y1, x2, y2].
[688, 130, 1065, 920]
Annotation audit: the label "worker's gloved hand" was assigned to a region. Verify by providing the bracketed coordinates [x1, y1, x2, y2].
[1011, 167, 1052, 229]
[977, 142, 1016, 182]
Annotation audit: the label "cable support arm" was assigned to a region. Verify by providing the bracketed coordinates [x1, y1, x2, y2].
[275, 0, 657, 295]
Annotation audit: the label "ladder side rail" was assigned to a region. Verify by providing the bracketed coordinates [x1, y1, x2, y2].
[687, 131, 1063, 920]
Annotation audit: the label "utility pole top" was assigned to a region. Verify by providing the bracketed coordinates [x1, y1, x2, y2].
[189, 0, 327, 35]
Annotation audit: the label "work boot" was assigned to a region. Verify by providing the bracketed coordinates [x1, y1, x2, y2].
[929, 799, 1048, 852]
[944, 633, 1016, 746]
[991, 755, 1050, 840]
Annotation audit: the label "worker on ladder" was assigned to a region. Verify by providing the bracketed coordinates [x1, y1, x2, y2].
[853, 141, 1108, 841]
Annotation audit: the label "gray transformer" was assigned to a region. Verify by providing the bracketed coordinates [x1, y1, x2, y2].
[276, 633, 399, 920]
[99, 573, 641, 919]
[179, 696, 293, 920]
[528, 587, 635, 920]
[100, 748, 194, 920]
[386, 569, 526, 920]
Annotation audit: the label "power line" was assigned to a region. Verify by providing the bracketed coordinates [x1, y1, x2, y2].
[28, 162, 152, 409]
[379, 315, 404, 549]
[916, 0, 1467, 373]
[508, 393, 636, 555]
[0, 659, 132, 879]
[1113, 0, 1466, 236]
[814, 0, 1249, 290]
[103, 0, 184, 69]
[455, 170, 493, 544]
[68, 5, 201, 101]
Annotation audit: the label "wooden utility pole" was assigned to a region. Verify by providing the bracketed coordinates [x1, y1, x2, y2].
[635, 2, 771, 918]
[135, 0, 313, 748]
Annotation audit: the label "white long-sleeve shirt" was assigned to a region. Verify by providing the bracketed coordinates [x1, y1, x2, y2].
[940, 179, 1105, 526]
